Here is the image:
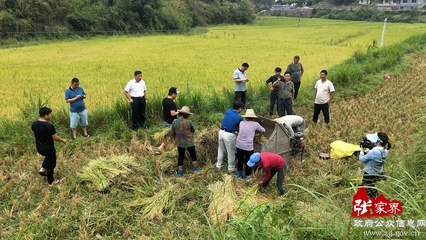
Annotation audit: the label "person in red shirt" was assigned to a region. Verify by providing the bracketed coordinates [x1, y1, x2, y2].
[247, 152, 287, 195]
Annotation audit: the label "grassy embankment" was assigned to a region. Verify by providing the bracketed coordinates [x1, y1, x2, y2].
[1, 18, 426, 239]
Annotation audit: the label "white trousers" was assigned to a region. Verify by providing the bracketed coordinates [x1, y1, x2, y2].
[216, 129, 237, 171]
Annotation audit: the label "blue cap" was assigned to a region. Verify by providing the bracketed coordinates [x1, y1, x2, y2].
[247, 152, 260, 167]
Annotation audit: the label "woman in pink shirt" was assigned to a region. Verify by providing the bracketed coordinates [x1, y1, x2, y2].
[236, 109, 265, 178]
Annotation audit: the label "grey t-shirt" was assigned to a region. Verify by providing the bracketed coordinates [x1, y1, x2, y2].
[286, 63, 304, 83]
[233, 68, 247, 91]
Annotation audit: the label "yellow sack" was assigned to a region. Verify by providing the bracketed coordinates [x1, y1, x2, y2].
[330, 140, 360, 159]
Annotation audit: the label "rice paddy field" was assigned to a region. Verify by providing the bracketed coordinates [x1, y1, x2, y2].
[1, 17, 425, 119]
[1, 17, 426, 239]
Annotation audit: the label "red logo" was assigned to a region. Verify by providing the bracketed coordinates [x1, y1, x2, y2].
[351, 188, 403, 218]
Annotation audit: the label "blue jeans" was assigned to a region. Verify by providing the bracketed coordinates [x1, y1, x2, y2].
[278, 98, 293, 117]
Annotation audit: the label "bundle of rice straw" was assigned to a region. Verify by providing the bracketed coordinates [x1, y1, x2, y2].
[254, 133, 267, 143]
[77, 155, 138, 191]
[208, 175, 237, 227]
[153, 128, 172, 144]
[130, 181, 182, 222]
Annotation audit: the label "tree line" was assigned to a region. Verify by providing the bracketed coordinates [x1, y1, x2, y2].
[0, 0, 256, 40]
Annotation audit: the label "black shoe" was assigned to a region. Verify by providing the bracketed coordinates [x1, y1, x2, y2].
[279, 189, 285, 195]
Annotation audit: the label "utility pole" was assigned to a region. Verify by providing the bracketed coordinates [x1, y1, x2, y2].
[380, 18, 387, 47]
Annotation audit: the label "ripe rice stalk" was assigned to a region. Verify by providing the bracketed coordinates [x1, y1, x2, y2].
[208, 175, 237, 227]
[77, 155, 139, 191]
[153, 128, 172, 144]
[129, 181, 185, 222]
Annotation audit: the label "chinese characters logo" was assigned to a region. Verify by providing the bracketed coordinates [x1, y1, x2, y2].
[352, 188, 403, 218]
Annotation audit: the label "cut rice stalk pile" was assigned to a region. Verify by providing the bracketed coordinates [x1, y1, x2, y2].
[77, 155, 139, 191]
[208, 175, 237, 227]
[129, 181, 186, 222]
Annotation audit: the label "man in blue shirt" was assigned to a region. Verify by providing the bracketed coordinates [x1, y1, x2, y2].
[216, 101, 244, 173]
[65, 78, 89, 139]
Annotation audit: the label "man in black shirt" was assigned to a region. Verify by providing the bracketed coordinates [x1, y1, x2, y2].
[162, 87, 179, 127]
[156, 87, 179, 154]
[31, 107, 67, 185]
[265, 67, 284, 116]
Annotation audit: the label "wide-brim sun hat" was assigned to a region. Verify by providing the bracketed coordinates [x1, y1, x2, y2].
[242, 109, 257, 118]
[366, 132, 382, 143]
[178, 106, 192, 115]
[247, 152, 260, 167]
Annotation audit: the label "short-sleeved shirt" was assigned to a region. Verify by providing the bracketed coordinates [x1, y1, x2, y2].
[314, 79, 335, 104]
[65, 86, 86, 113]
[277, 81, 294, 99]
[162, 97, 177, 124]
[233, 68, 247, 92]
[124, 79, 147, 97]
[286, 63, 304, 83]
[221, 109, 243, 132]
[266, 75, 284, 92]
[236, 120, 266, 151]
[171, 117, 195, 148]
[31, 120, 56, 152]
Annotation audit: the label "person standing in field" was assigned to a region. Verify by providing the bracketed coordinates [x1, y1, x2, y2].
[313, 70, 335, 125]
[216, 101, 244, 174]
[123, 70, 148, 131]
[233, 62, 250, 106]
[171, 106, 200, 178]
[156, 87, 180, 155]
[236, 109, 265, 179]
[286, 55, 304, 100]
[265, 67, 284, 116]
[248, 152, 287, 195]
[65, 78, 90, 139]
[32, 107, 67, 186]
[273, 71, 294, 117]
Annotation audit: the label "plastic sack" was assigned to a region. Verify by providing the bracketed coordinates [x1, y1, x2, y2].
[330, 140, 361, 159]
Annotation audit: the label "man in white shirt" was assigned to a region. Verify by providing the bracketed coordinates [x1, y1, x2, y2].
[233, 62, 249, 105]
[313, 70, 335, 125]
[124, 70, 148, 130]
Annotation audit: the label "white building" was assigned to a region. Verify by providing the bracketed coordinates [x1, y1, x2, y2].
[377, 0, 425, 9]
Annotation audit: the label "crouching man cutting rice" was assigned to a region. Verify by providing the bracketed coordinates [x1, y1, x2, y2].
[248, 152, 287, 195]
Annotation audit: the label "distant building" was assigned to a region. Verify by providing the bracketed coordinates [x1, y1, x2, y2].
[376, 0, 425, 9]
[359, 0, 371, 4]
[271, 4, 292, 10]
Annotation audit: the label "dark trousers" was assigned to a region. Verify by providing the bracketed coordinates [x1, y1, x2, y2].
[263, 162, 287, 192]
[313, 103, 330, 123]
[362, 173, 381, 198]
[38, 148, 57, 184]
[236, 148, 253, 176]
[293, 81, 301, 99]
[131, 96, 146, 130]
[278, 98, 293, 117]
[269, 91, 278, 114]
[234, 91, 247, 106]
[177, 146, 197, 166]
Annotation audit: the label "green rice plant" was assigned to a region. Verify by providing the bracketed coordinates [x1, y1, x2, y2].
[77, 155, 139, 191]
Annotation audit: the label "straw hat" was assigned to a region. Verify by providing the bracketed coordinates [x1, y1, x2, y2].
[178, 106, 192, 115]
[242, 109, 257, 118]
